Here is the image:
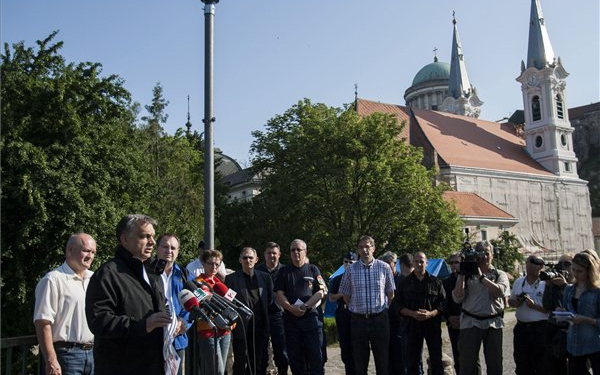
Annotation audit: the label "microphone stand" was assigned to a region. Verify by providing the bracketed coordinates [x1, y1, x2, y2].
[212, 327, 218, 375]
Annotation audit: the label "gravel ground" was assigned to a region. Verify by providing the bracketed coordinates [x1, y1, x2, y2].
[323, 310, 517, 375]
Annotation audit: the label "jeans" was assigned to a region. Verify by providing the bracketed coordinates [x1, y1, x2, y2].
[53, 347, 94, 375]
[198, 334, 231, 375]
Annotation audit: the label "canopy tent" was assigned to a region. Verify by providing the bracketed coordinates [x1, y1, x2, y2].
[324, 259, 451, 317]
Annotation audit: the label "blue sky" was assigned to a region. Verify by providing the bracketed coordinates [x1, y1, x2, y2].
[4, 0, 599, 165]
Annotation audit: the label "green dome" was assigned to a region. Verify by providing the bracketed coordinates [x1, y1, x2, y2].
[411, 60, 450, 86]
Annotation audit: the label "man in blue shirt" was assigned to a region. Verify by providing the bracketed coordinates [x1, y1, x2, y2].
[156, 233, 192, 375]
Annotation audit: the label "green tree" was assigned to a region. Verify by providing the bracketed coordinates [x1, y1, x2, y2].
[141, 82, 169, 178]
[218, 99, 463, 273]
[1, 32, 154, 336]
[491, 231, 524, 277]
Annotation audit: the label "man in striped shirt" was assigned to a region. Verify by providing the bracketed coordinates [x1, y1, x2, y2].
[339, 235, 395, 375]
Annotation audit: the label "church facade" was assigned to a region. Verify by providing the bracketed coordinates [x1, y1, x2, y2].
[358, 0, 594, 255]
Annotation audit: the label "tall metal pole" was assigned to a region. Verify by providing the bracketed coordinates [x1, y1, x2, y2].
[202, 0, 218, 250]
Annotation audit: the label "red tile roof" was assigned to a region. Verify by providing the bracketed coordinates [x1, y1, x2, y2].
[356, 98, 410, 140]
[569, 102, 600, 121]
[411, 108, 554, 176]
[443, 191, 515, 219]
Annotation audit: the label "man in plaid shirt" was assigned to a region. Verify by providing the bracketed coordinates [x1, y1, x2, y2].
[339, 235, 395, 375]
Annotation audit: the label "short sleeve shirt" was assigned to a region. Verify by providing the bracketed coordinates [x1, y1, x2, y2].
[33, 262, 94, 343]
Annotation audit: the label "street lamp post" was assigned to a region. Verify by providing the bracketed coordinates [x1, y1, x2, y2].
[201, 0, 218, 250]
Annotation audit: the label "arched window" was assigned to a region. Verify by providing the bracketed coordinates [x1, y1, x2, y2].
[556, 94, 564, 119]
[531, 96, 541, 121]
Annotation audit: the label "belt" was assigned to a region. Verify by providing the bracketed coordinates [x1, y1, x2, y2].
[517, 320, 546, 327]
[351, 310, 386, 319]
[54, 341, 94, 350]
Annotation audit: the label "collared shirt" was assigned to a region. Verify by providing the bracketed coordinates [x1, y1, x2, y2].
[186, 258, 227, 281]
[33, 262, 94, 343]
[339, 258, 395, 315]
[510, 276, 548, 322]
[395, 271, 445, 315]
[453, 266, 510, 329]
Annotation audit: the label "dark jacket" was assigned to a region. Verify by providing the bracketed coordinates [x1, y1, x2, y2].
[225, 269, 273, 339]
[442, 272, 462, 319]
[86, 246, 167, 375]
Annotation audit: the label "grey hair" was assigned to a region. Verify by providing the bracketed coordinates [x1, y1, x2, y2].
[475, 240, 492, 253]
[240, 247, 257, 257]
[290, 239, 307, 251]
[116, 214, 157, 242]
[65, 233, 95, 253]
[379, 251, 397, 264]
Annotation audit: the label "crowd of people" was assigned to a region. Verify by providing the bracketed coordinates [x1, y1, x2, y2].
[33, 213, 600, 375]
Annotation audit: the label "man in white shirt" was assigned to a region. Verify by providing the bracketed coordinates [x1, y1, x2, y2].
[508, 255, 548, 375]
[34, 233, 97, 375]
[186, 240, 227, 281]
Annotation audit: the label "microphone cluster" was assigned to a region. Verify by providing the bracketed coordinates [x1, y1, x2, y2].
[178, 280, 253, 329]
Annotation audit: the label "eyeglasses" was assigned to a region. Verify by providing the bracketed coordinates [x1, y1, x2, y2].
[448, 261, 460, 265]
[242, 256, 254, 260]
[343, 260, 355, 264]
[290, 248, 305, 252]
[204, 262, 221, 268]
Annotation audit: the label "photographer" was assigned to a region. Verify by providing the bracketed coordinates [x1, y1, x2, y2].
[508, 255, 548, 374]
[452, 241, 510, 375]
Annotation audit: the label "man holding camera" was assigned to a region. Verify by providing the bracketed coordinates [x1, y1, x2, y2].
[452, 241, 510, 375]
[508, 255, 548, 375]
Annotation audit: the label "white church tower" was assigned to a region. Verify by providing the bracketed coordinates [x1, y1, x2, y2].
[516, 0, 579, 177]
[440, 13, 483, 118]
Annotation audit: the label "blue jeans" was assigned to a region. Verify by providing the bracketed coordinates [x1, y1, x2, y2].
[54, 347, 94, 375]
[198, 334, 231, 375]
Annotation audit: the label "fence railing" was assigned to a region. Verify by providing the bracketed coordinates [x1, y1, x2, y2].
[1, 335, 41, 375]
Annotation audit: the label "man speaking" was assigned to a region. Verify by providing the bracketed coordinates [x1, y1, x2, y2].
[86, 214, 171, 375]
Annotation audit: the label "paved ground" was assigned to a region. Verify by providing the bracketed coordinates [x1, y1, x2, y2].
[323, 310, 517, 375]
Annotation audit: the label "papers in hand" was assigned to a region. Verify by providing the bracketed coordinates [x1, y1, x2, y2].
[552, 311, 575, 322]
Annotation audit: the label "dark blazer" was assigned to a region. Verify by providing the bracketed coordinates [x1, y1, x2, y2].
[225, 269, 273, 339]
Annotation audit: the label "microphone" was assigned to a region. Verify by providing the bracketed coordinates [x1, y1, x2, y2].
[178, 289, 215, 328]
[192, 279, 247, 321]
[198, 283, 240, 323]
[184, 281, 231, 330]
[212, 282, 254, 318]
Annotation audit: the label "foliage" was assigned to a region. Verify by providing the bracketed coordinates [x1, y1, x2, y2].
[490, 231, 524, 277]
[217, 99, 463, 273]
[1, 33, 204, 337]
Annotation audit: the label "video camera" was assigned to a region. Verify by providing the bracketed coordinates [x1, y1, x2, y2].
[459, 229, 485, 278]
[539, 262, 569, 281]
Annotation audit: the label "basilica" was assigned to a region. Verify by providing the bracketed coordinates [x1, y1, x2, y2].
[356, 0, 594, 255]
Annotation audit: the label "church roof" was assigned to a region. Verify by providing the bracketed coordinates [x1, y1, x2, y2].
[411, 59, 450, 86]
[442, 191, 516, 220]
[355, 98, 410, 140]
[411, 108, 554, 176]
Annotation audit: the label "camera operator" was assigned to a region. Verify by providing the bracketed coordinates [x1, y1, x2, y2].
[541, 254, 574, 375]
[508, 255, 548, 374]
[452, 241, 510, 375]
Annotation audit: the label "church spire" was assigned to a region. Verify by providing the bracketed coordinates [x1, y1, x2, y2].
[517, 0, 577, 177]
[185, 95, 192, 136]
[448, 12, 472, 100]
[440, 12, 482, 118]
[526, 0, 556, 70]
